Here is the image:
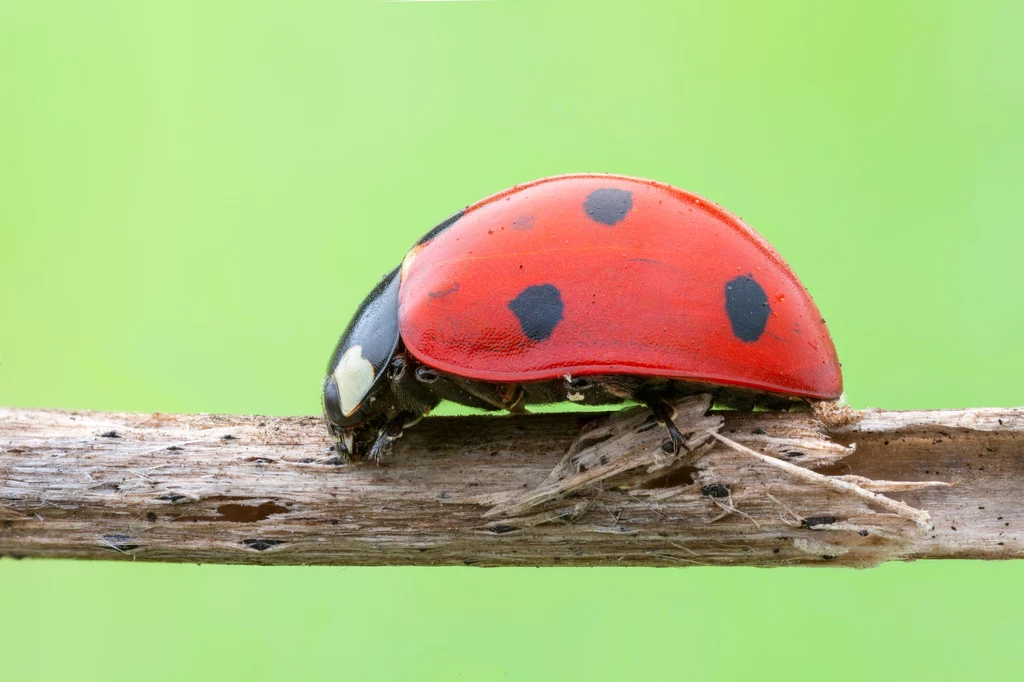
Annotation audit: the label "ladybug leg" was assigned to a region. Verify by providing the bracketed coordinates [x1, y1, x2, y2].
[646, 399, 692, 456]
[447, 377, 529, 413]
[499, 384, 528, 413]
[365, 411, 418, 464]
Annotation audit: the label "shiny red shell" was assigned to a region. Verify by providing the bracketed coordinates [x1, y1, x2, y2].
[397, 174, 842, 400]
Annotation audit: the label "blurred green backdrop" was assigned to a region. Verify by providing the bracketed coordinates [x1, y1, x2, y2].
[2, 1, 1023, 680]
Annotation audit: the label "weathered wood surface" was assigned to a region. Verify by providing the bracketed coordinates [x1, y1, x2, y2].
[1, 399, 1021, 567]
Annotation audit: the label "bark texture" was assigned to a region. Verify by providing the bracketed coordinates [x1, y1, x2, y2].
[1, 398, 1021, 567]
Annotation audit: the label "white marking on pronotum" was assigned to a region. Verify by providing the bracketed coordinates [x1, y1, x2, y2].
[333, 345, 377, 417]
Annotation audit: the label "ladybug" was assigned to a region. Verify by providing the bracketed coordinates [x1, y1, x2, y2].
[322, 174, 842, 462]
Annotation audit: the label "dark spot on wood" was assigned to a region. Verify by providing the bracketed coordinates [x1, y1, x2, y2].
[247, 457, 274, 464]
[217, 502, 288, 523]
[803, 516, 837, 529]
[102, 534, 139, 552]
[100, 431, 121, 438]
[146, 512, 157, 522]
[643, 466, 697, 489]
[167, 445, 184, 451]
[489, 525, 517, 534]
[821, 555, 837, 561]
[859, 530, 869, 536]
[157, 494, 186, 503]
[556, 508, 579, 521]
[753, 428, 767, 435]
[221, 434, 238, 441]
[772, 548, 780, 554]
[325, 456, 343, 465]
[701, 484, 731, 498]
[243, 539, 285, 551]
[784, 451, 804, 459]
[463, 559, 478, 566]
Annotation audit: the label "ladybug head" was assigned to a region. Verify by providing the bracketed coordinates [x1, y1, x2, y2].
[321, 367, 393, 459]
[321, 268, 403, 460]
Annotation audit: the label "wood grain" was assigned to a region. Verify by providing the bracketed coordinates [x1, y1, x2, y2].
[1, 399, 1021, 567]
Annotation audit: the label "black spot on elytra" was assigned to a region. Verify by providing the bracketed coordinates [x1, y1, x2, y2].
[584, 188, 633, 226]
[428, 282, 460, 299]
[508, 284, 564, 341]
[511, 215, 535, 231]
[725, 275, 770, 342]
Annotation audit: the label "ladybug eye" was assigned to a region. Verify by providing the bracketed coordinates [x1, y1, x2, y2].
[415, 367, 439, 384]
[389, 356, 407, 379]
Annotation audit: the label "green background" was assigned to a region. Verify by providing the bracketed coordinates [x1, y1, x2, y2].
[2, 1, 1023, 680]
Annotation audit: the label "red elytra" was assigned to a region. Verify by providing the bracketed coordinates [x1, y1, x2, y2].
[398, 174, 842, 400]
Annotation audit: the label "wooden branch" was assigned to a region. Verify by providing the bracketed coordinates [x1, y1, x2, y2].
[1, 398, 1022, 567]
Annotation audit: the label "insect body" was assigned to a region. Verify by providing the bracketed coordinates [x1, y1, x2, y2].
[323, 174, 842, 461]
